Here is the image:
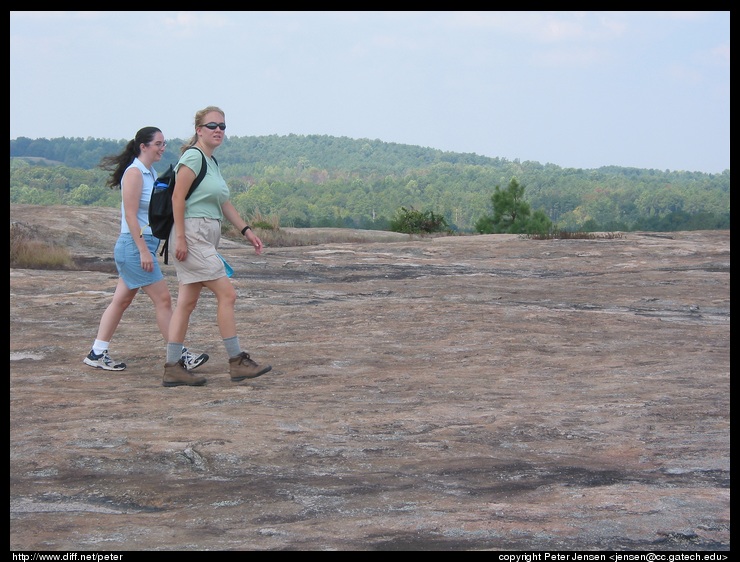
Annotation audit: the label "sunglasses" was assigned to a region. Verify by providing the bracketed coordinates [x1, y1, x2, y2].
[201, 122, 226, 131]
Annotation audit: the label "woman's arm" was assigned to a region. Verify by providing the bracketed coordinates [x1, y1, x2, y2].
[171, 164, 196, 261]
[121, 168, 153, 270]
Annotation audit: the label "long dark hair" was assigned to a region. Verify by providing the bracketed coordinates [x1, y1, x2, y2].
[99, 126, 161, 189]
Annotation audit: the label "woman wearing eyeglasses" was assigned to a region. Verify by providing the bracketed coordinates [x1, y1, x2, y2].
[83, 126, 208, 373]
[163, 106, 271, 387]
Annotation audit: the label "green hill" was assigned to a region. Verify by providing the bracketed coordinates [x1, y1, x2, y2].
[10, 134, 730, 232]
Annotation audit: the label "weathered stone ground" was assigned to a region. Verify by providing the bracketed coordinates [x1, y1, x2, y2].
[10, 205, 730, 551]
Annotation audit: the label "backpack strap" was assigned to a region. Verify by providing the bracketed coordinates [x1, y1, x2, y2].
[161, 238, 170, 264]
[186, 146, 212, 199]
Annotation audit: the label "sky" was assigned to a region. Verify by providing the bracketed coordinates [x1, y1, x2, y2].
[10, 11, 730, 174]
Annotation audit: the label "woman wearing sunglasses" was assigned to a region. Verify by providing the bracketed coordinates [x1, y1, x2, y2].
[163, 106, 271, 387]
[83, 126, 209, 372]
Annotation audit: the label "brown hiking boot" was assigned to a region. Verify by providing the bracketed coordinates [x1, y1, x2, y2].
[163, 359, 207, 387]
[229, 352, 272, 381]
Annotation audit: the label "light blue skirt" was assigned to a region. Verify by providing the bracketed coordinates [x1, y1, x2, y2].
[113, 233, 164, 289]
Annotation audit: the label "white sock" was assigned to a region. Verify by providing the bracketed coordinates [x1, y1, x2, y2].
[92, 340, 110, 355]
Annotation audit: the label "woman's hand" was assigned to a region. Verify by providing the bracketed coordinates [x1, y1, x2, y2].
[245, 229, 263, 255]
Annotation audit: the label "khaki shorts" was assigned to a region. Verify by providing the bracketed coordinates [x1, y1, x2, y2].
[170, 217, 227, 284]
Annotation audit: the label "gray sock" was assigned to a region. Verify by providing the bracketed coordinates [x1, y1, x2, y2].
[167, 342, 184, 364]
[223, 336, 241, 359]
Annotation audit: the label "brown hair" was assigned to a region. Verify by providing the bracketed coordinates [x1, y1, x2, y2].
[99, 126, 162, 189]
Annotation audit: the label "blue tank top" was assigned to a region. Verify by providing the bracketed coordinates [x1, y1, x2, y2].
[120, 157, 156, 235]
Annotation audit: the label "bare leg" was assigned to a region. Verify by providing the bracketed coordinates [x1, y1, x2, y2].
[140, 278, 173, 341]
[94, 277, 139, 342]
[168, 281, 203, 344]
[202, 277, 238, 339]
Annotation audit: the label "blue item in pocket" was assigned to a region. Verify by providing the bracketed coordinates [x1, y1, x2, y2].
[218, 254, 234, 278]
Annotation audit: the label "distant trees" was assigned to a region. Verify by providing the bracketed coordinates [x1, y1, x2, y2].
[389, 207, 449, 234]
[474, 178, 553, 235]
[10, 135, 730, 233]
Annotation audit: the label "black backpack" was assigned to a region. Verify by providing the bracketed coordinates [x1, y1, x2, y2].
[148, 146, 217, 264]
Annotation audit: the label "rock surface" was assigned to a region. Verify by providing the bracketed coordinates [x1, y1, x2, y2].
[10, 205, 730, 551]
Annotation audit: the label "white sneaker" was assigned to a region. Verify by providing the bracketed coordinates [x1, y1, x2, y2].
[83, 349, 126, 371]
[182, 347, 209, 370]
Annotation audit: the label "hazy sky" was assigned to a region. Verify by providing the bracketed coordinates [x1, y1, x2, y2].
[10, 11, 730, 173]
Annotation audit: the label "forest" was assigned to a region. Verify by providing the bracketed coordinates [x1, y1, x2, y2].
[10, 134, 730, 232]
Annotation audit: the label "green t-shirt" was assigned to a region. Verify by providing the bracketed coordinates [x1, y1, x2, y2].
[175, 148, 229, 220]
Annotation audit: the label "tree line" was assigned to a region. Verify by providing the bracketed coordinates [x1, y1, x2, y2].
[10, 134, 730, 233]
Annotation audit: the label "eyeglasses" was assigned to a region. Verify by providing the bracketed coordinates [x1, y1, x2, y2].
[148, 141, 167, 148]
[201, 122, 226, 131]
